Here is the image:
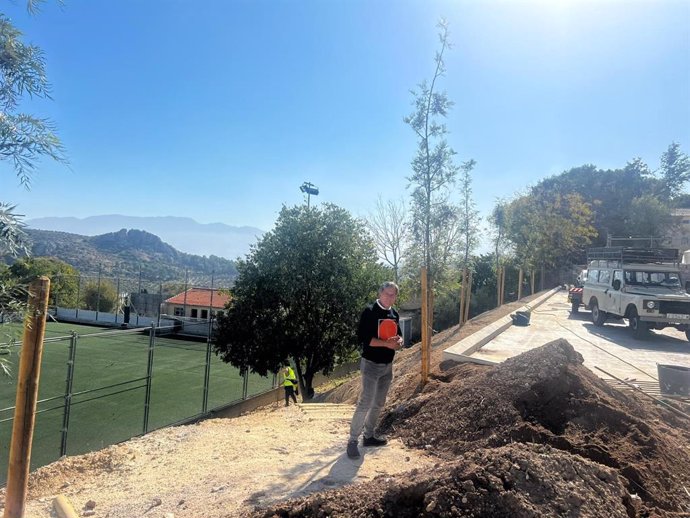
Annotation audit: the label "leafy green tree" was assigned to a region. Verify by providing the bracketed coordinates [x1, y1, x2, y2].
[0, 11, 66, 187]
[504, 191, 597, 270]
[470, 252, 500, 313]
[405, 19, 463, 283]
[0, 1, 67, 373]
[529, 145, 688, 246]
[213, 204, 384, 398]
[658, 142, 690, 200]
[82, 280, 118, 312]
[489, 199, 510, 271]
[8, 257, 79, 306]
[458, 159, 480, 267]
[624, 195, 675, 239]
[0, 264, 26, 320]
[0, 203, 29, 258]
[535, 163, 652, 245]
[0, 3, 67, 245]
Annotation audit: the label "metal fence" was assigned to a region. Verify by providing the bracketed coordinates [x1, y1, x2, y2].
[49, 269, 231, 325]
[0, 320, 275, 484]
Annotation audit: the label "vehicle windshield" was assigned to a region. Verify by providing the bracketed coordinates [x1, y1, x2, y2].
[624, 270, 681, 287]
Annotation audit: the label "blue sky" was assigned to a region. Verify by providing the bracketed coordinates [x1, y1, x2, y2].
[2, 0, 689, 243]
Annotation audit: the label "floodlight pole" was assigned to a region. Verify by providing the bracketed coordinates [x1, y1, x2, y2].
[299, 181, 319, 209]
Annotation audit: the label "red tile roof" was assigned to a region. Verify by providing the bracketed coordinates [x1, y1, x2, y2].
[164, 288, 230, 309]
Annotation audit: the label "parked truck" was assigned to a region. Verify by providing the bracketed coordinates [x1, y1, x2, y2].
[582, 246, 690, 340]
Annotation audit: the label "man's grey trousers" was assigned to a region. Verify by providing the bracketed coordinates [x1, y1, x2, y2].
[349, 357, 393, 441]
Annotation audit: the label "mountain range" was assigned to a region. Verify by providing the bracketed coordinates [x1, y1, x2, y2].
[24, 228, 238, 283]
[26, 215, 264, 260]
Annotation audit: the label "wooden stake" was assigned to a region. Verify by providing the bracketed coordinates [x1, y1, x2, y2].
[464, 270, 473, 323]
[495, 266, 501, 308]
[5, 276, 51, 518]
[459, 269, 467, 325]
[421, 267, 429, 385]
[500, 267, 505, 305]
[517, 268, 524, 300]
[427, 284, 433, 376]
[530, 269, 535, 295]
[541, 264, 545, 292]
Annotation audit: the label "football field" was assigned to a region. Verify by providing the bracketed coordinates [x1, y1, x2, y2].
[0, 321, 274, 482]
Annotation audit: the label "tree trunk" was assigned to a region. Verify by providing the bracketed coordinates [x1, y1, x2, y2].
[303, 372, 315, 399]
[294, 361, 315, 400]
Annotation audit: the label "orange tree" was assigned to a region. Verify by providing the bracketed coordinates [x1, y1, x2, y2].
[213, 203, 385, 399]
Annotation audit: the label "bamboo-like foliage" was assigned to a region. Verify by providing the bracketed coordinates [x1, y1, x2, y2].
[405, 19, 460, 284]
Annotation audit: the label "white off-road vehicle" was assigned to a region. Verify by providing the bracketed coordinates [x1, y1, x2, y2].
[582, 247, 690, 340]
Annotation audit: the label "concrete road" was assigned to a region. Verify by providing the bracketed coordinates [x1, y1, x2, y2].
[471, 292, 690, 383]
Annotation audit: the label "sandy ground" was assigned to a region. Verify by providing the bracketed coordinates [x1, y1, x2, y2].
[10, 402, 435, 518]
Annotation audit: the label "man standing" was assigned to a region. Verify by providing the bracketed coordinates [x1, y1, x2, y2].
[346, 281, 403, 459]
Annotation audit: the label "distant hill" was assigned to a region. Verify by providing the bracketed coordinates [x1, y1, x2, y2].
[24, 228, 238, 283]
[26, 215, 264, 260]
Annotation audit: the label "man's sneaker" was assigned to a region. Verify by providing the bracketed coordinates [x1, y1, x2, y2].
[363, 435, 388, 447]
[346, 440, 360, 459]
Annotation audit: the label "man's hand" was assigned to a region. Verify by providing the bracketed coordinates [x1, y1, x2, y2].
[385, 336, 403, 350]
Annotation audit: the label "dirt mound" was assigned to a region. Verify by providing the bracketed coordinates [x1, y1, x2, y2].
[252, 443, 634, 518]
[251, 339, 690, 517]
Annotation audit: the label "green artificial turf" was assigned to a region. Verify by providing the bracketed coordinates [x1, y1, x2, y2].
[0, 321, 274, 483]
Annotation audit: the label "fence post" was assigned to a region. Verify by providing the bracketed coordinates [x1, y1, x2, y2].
[182, 270, 189, 329]
[115, 277, 120, 324]
[136, 268, 142, 326]
[75, 274, 81, 320]
[202, 278, 215, 413]
[202, 320, 213, 414]
[156, 283, 162, 327]
[59, 332, 78, 457]
[95, 265, 101, 322]
[4, 276, 50, 518]
[143, 323, 155, 435]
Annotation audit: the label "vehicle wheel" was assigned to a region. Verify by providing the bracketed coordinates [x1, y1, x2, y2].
[628, 308, 648, 339]
[591, 301, 606, 326]
[571, 301, 579, 314]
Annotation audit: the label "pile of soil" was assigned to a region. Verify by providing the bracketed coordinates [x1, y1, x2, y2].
[252, 339, 690, 518]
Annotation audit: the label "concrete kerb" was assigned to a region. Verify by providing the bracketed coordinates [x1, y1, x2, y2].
[442, 287, 563, 365]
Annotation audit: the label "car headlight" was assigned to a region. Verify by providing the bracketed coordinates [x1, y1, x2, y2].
[643, 300, 659, 311]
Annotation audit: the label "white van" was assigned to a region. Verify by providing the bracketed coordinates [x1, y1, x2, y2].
[582, 247, 690, 340]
